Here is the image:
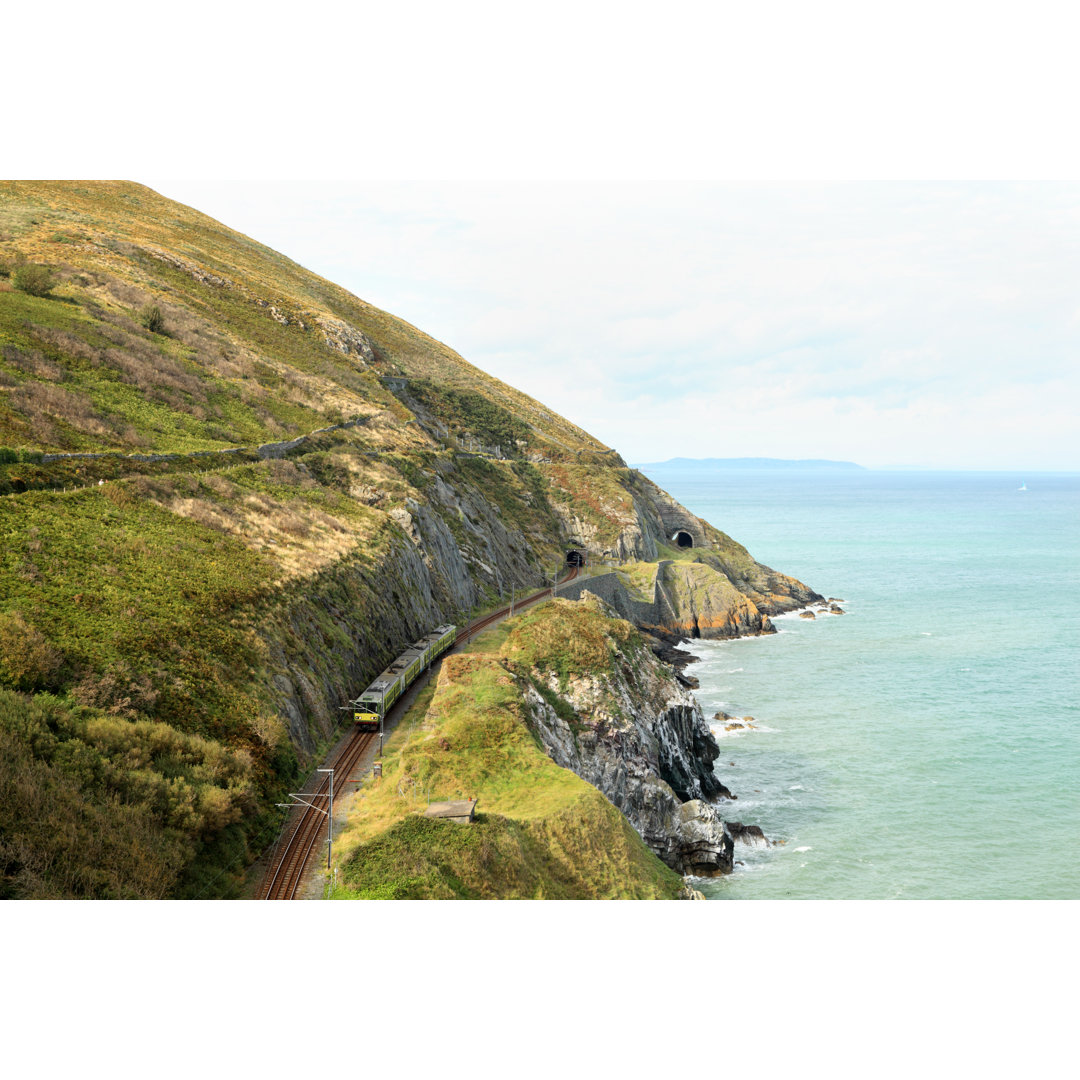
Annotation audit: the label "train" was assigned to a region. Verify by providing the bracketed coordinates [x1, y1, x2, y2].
[350, 623, 458, 730]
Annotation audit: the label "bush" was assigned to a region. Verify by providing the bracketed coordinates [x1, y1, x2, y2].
[0, 448, 17, 464]
[0, 612, 64, 692]
[11, 264, 56, 297]
[138, 304, 164, 333]
[71, 660, 159, 719]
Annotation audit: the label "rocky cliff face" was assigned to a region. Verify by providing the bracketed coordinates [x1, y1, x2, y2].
[511, 595, 738, 876]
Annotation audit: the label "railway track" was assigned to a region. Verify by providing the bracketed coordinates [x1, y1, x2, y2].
[259, 564, 581, 899]
[457, 565, 579, 644]
[260, 730, 375, 899]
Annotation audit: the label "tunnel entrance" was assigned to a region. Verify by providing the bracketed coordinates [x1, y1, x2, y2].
[566, 549, 585, 566]
[672, 530, 694, 549]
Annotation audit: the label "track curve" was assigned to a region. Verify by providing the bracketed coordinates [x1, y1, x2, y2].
[260, 564, 582, 899]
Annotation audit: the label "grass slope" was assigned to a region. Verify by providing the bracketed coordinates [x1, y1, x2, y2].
[0, 181, 606, 460]
[333, 641, 683, 900]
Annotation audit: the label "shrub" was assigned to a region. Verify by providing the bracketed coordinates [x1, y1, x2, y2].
[11, 264, 56, 298]
[71, 661, 159, 719]
[0, 448, 17, 464]
[0, 612, 64, 692]
[138, 304, 164, 333]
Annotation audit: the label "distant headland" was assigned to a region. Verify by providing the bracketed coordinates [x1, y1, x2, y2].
[633, 457, 867, 471]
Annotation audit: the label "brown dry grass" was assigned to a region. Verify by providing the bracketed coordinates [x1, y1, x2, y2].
[10, 381, 111, 440]
[126, 460, 376, 582]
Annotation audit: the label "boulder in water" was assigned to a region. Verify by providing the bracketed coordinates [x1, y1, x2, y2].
[727, 821, 771, 846]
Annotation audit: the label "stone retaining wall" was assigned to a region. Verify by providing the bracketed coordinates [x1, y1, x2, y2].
[556, 568, 676, 631]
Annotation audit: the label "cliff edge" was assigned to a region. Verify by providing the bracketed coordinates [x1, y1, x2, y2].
[333, 594, 764, 897]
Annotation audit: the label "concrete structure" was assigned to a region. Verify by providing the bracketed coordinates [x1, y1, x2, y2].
[423, 799, 478, 824]
[556, 570, 679, 631]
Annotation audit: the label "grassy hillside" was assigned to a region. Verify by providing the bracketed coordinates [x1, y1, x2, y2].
[0, 182, 617, 897]
[0, 181, 605, 460]
[332, 623, 684, 900]
[0, 182, 814, 898]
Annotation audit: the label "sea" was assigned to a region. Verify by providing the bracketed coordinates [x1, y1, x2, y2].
[637, 466, 1080, 900]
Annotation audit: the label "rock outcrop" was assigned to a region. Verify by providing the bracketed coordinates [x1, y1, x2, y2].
[655, 560, 777, 639]
[317, 316, 376, 364]
[516, 595, 738, 876]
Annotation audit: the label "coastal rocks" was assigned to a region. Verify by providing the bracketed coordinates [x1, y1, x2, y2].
[648, 637, 700, 688]
[801, 602, 844, 617]
[658, 801, 734, 876]
[656, 560, 777, 640]
[726, 822, 771, 846]
[521, 601, 738, 875]
[713, 710, 756, 733]
[678, 882, 707, 900]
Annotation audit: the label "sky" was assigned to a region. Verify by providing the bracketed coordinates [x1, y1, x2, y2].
[9, 4, 1080, 471]
[143, 179, 1080, 470]
[12, 5, 1080, 473]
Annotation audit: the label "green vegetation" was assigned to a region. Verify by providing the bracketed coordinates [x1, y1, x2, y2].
[0, 688, 276, 898]
[407, 380, 532, 455]
[333, 639, 683, 899]
[11, 264, 55, 297]
[499, 596, 643, 690]
[333, 799, 679, 900]
[618, 560, 661, 601]
[138, 303, 164, 333]
[0, 485, 273, 735]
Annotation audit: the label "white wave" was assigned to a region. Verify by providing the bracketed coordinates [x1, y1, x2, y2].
[788, 784, 804, 791]
[793, 846, 812, 852]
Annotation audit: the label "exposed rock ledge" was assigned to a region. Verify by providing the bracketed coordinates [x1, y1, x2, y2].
[520, 594, 741, 877]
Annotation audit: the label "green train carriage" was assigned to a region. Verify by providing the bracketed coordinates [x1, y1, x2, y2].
[352, 623, 457, 730]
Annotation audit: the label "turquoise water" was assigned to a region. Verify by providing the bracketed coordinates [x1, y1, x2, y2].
[638, 468, 1080, 899]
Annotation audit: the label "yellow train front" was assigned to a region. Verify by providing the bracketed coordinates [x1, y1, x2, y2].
[351, 624, 457, 730]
